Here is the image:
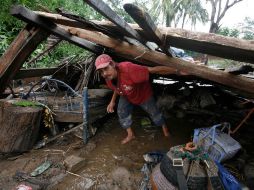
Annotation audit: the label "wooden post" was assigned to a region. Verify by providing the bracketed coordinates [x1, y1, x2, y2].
[0, 24, 49, 94]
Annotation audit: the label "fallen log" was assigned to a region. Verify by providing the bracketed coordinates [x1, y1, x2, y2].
[34, 11, 254, 64]
[66, 27, 254, 97]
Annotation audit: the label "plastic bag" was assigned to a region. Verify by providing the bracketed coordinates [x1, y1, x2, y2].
[193, 123, 241, 162]
[215, 161, 241, 190]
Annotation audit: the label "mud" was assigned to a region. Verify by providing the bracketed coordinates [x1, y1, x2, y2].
[0, 109, 195, 190]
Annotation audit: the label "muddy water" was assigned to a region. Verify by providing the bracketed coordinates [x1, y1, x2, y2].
[52, 109, 193, 190]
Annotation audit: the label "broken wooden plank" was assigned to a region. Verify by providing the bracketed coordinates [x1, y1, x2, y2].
[11, 5, 103, 54]
[54, 111, 82, 123]
[0, 25, 49, 94]
[67, 27, 254, 97]
[84, 0, 151, 49]
[55, 8, 121, 40]
[54, 105, 107, 123]
[123, 3, 171, 56]
[14, 67, 59, 79]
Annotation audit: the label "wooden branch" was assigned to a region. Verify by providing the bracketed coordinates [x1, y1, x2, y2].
[11, 5, 103, 54]
[84, 0, 151, 49]
[66, 26, 254, 97]
[0, 25, 49, 94]
[123, 3, 171, 56]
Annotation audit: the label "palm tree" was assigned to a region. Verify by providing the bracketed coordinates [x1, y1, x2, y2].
[142, 0, 207, 28]
[179, 0, 208, 29]
[149, 0, 182, 27]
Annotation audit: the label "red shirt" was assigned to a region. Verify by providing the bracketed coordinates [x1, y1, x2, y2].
[106, 62, 152, 105]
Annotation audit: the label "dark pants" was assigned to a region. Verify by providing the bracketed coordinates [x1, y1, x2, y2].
[117, 96, 165, 129]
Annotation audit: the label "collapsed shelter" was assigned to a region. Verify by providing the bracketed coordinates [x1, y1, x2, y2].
[0, 1, 254, 189]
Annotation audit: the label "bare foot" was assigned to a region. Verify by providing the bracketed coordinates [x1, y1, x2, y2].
[121, 135, 135, 144]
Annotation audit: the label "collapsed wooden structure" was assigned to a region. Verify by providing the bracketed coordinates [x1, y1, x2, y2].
[0, 1, 254, 98]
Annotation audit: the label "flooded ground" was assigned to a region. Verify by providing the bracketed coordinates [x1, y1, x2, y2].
[0, 108, 195, 190]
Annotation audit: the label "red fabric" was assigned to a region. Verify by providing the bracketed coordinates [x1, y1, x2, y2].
[106, 62, 152, 105]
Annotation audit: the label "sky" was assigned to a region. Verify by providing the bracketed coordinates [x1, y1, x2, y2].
[124, 0, 254, 32]
[197, 0, 254, 32]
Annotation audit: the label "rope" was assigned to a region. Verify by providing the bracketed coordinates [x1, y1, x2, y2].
[172, 144, 209, 161]
[134, 49, 147, 60]
[230, 107, 254, 134]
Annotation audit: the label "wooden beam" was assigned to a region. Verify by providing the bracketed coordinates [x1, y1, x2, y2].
[14, 67, 59, 79]
[33, 12, 254, 64]
[92, 21, 254, 64]
[84, 0, 151, 49]
[67, 27, 254, 97]
[123, 3, 171, 56]
[0, 25, 49, 94]
[34, 11, 87, 28]
[161, 27, 254, 64]
[55, 8, 121, 40]
[11, 5, 103, 54]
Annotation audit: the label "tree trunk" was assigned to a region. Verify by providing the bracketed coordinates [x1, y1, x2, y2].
[209, 22, 219, 33]
[0, 100, 43, 153]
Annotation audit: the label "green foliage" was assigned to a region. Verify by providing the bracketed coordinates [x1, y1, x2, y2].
[35, 0, 104, 20]
[13, 100, 41, 107]
[107, 0, 135, 23]
[242, 32, 254, 40]
[217, 27, 240, 38]
[23, 41, 92, 68]
[218, 17, 254, 40]
[0, 0, 102, 67]
[134, 0, 208, 28]
[0, 25, 20, 56]
[239, 17, 254, 40]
